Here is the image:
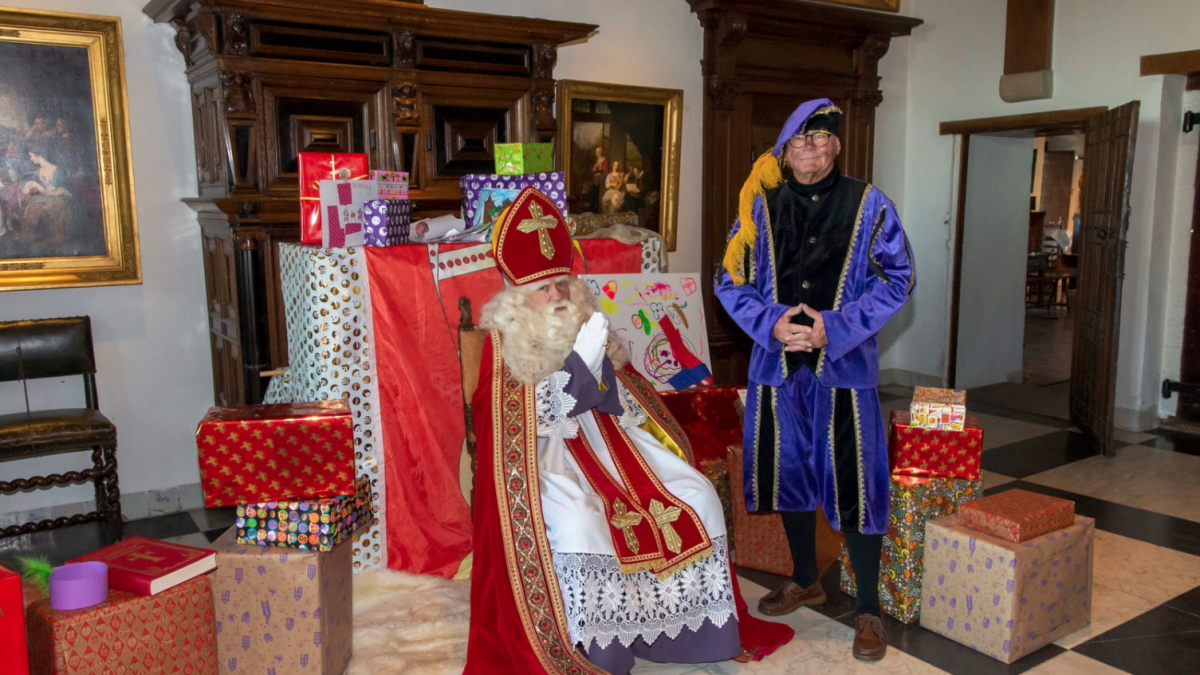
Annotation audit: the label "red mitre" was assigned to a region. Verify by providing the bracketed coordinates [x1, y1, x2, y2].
[492, 186, 573, 286]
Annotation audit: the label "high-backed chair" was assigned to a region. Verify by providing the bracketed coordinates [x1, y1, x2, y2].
[458, 298, 487, 511]
[0, 317, 123, 540]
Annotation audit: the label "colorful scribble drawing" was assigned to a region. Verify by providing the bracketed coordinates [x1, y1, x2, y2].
[583, 273, 713, 391]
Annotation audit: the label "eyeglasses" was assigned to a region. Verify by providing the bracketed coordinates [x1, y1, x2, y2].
[786, 132, 832, 149]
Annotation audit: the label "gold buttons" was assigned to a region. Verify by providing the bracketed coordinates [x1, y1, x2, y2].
[802, 280, 812, 289]
[808, 236, 818, 244]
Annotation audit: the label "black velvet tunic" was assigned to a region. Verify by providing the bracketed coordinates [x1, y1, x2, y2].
[766, 167, 867, 376]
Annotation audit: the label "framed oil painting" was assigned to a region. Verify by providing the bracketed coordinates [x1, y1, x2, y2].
[0, 8, 140, 291]
[557, 80, 682, 251]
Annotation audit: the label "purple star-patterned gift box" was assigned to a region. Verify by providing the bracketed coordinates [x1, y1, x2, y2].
[362, 199, 411, 247]
[211, 526, 353, 674]
[459, 172, 566, 227]
[919, 514, 1094, 664]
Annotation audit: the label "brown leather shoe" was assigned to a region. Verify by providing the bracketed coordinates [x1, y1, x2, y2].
[757, 580, 827, 616]
[852, 613, 888, 661]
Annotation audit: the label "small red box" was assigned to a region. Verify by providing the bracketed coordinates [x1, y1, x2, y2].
[26, 574, 217, 675]
[889, 411, 982, 481]
[196, 400, 355, 508]
[298, 152, 369, 244]
[1, 564, 29, 675]
[957, 488, 1076, 542]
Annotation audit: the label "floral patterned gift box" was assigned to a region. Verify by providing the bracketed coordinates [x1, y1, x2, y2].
[920, 514, 1094, 664]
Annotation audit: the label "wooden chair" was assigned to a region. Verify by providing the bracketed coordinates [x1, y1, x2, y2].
[457, 297, 487, 510]
[0, 317, 123, 540]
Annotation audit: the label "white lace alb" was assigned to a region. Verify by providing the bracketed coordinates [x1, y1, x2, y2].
[551, 535, 735, 650]
[535, 370, 580, 438]
[615, 379, 646, 429]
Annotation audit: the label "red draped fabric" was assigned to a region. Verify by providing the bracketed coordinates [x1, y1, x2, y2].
[363, 239, 645, 577]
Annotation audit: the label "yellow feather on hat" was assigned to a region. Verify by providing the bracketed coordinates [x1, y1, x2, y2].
[722, 150, 783, 285]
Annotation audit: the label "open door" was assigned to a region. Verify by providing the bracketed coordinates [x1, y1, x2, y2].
[1070, 102, 1140, 457]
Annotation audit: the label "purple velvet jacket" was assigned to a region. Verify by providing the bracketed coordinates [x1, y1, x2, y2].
[714, 185, 914, 390]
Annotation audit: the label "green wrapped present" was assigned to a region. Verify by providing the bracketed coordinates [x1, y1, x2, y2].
[494, 142, 553, 175]
[840, 475, 983, 623]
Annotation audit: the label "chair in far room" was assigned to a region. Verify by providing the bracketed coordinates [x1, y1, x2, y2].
[0, 316, 123, 541]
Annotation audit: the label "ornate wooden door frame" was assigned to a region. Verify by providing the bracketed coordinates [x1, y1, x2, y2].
[687, 0, 922, 386]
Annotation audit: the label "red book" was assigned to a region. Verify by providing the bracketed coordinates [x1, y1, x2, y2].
[68, 536, 217, 596]
[0, 564, 29, 675]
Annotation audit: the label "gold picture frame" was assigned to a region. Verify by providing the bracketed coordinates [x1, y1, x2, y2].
[812, 0, 901, 12]
[0, 8, 140, 291]
[556, 80, 683, 251]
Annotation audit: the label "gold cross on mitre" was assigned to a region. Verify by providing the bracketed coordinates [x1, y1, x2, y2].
[610, 499, 644, 553]
[516, 202, 559, 259]
[649, 499, 684, 554]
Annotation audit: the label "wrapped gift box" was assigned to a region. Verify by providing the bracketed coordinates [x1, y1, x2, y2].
[910, 386, 967, 431]
[371, 170, 410, 199]
[363, 199, 411, 247]
[1, 564, 29, 675]
[26, 574, 216, 675]
[726, 445, 842, 578]
[840, 475, 984, 623]
[237, 474, 374, 550]
[958, 489, 1076, 542]
[494, 142, 553, 175]
[299, 152, 369, 244]
[660, 386, 744, 465]
[319, 179, 380, 247]
[459, 173, 566, 227]
[889, 411, 982, 480]
[212, 527, 353, 674]
[699, 458, 733, 550]
[921, 514, 1094, 663]
[196, 400, 356, 508]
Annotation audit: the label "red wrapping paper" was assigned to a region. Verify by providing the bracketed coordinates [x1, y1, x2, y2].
[1, 564, 29, 675]
[363, 238, 644, 577]
[957, 488, 1076, 542]
[298, 152, 369, 244]
[196, 400, 355, 508]
[889, 411, 982, 480]
[660, 386, 743, 465]
[26, 574, 216, 675]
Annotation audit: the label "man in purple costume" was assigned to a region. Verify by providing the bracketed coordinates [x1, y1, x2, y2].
[715, 99, 916, 661]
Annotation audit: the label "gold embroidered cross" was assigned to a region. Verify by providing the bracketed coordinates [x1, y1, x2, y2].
[124, 550, 167, 563]
[649, 499, 683, 554]
[517, 203, 558, 259]
[610, 499, 644, 553]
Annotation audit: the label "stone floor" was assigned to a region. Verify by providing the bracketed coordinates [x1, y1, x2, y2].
[3, 388, 1198, 674]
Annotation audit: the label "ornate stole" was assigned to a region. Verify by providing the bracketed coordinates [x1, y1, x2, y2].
[565, 412, 712, 580]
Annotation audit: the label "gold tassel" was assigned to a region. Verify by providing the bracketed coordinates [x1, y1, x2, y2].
[722, 150, 784, 285]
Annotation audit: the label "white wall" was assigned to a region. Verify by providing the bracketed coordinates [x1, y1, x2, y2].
[430, 0, 706, 274]
[0, 0, 207, 523]
[956, 135, 1033, 389]
[887, 0, 1200, 429]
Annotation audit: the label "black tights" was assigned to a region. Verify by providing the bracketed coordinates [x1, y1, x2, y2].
[779, 510, 882, 615]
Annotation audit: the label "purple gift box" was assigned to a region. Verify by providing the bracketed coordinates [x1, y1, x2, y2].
[459, 172, 566, 226]
[363, 199, 411, 246]
[919, 514, 1094, 663]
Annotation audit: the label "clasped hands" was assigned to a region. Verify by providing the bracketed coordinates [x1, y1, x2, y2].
[773, 305, 827, 352]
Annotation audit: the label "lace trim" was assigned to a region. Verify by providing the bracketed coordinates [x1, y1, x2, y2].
[552, 535, 734, 650]
[616, 380, 647, 429]
[536, 370, 580, 438]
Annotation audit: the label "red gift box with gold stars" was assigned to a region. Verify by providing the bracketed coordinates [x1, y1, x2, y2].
[196, 401, 355, 509]
[888, 411, 982, 481]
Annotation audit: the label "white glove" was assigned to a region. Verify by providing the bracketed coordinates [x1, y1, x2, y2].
[572, 312, 609, 382]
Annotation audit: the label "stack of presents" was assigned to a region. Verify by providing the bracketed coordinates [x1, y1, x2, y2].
[667, 385, 1095, 666]
[299, 141, 563, 249]
[2, 400, 373, 674]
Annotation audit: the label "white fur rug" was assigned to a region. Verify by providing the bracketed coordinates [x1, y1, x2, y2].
[348, 568, 471, 675]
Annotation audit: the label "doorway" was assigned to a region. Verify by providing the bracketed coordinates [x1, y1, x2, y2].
[943, 104, 1141, 457]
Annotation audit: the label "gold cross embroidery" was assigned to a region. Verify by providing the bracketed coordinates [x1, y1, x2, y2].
[125, 550, 167, 563]
[649, 499, 683, 554]
[610, 499, 644, 553]
[516, 203, 558, 259]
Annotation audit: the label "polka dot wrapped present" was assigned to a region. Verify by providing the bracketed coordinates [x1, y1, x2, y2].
[920, 514, 1094, 664]
[362, 199, 411, 247]
[236, 474, 374, 551]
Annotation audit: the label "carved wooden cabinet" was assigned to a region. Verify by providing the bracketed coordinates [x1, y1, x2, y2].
[686, 0, 921, 385]
[144, 0, 594, 405]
